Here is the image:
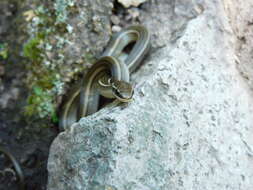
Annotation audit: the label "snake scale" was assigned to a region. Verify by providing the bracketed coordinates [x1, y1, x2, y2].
[59, 25, 150, 130]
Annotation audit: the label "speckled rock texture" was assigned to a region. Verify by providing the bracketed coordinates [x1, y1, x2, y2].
[31, 0, 114, 78]
[48, 0, 253, 189]
[23, 0, 114, 119]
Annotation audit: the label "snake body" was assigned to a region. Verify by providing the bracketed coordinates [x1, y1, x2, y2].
[101, 25, 150, 72]
[59, 25, 150, 130]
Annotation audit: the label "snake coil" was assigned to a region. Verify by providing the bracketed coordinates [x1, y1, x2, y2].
[59, 25, 150, 130]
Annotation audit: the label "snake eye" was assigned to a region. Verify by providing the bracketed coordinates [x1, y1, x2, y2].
[111, 83, 122, 97]
[111, 80, 133, 102]
[113, 88, 124, 99]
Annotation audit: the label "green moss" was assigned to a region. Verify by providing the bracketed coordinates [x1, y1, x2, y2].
[23, 31, 58, 120]
[23, 33, 45, 61]
[0, 43, 8, 59]
[24, 85, 57, 121]
[23, 1, 90, 121]
[24, 65, 60, 121]
[23, 69, 59, 119]
[22, 3, 61, 121]
[84, 52, 96, 63]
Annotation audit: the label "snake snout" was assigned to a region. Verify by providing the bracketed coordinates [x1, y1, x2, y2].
[111, 80, 134, 102]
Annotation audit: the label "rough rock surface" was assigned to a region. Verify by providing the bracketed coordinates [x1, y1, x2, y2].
[48, 0, 253, 189]
[23, 0, 114, 119]
[224, 0, 253, 90]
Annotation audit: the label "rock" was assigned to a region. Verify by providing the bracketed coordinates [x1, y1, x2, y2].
[0, 1, 15, 35]
[224, 0, 253, 90]
[0, 87, 20, 109]
[0, 92, 11, 109]
[48, 0, 253, 189]
[10, 88, 19, 100]
[110, 15, 120, 25]
[118, 0, 147, 8]
[23, 0, 114, 119]
[111, 25, 122, 33]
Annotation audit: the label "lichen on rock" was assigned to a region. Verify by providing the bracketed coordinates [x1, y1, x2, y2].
[23, 0, 113, 120]
[0, 43, 8, 59]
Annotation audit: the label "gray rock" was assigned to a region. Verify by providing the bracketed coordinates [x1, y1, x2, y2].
[225, 0, 253, 90]
[0, 88, 20, 109]
[111, 25, 122, 33]
[110, 15, 121, 25]
[48, 0, 253, 189]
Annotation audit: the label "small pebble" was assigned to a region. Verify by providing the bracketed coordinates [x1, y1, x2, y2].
[112, 25, 122, 33]
[0, 93, 11, 109]
[110, 15, 120, 25]
[11, 88, 19, 100]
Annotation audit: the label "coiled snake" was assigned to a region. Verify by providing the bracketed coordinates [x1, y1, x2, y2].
[59, 25, 150, 130]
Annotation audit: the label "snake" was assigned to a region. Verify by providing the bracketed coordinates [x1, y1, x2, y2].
[59, 25, 150, 130]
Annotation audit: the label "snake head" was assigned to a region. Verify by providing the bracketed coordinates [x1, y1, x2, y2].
[111, 79, 134, 102]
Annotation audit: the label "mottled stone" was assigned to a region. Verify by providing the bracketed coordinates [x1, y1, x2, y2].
[31, 0, 114, 81]
[110, 15, 120, 25]
[0, 88, 20, 109]
[224, 0, 253, 91]
[0, 1, 14, 35]
[48, 0, 253, 189]
[23, 0, 114, 118]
